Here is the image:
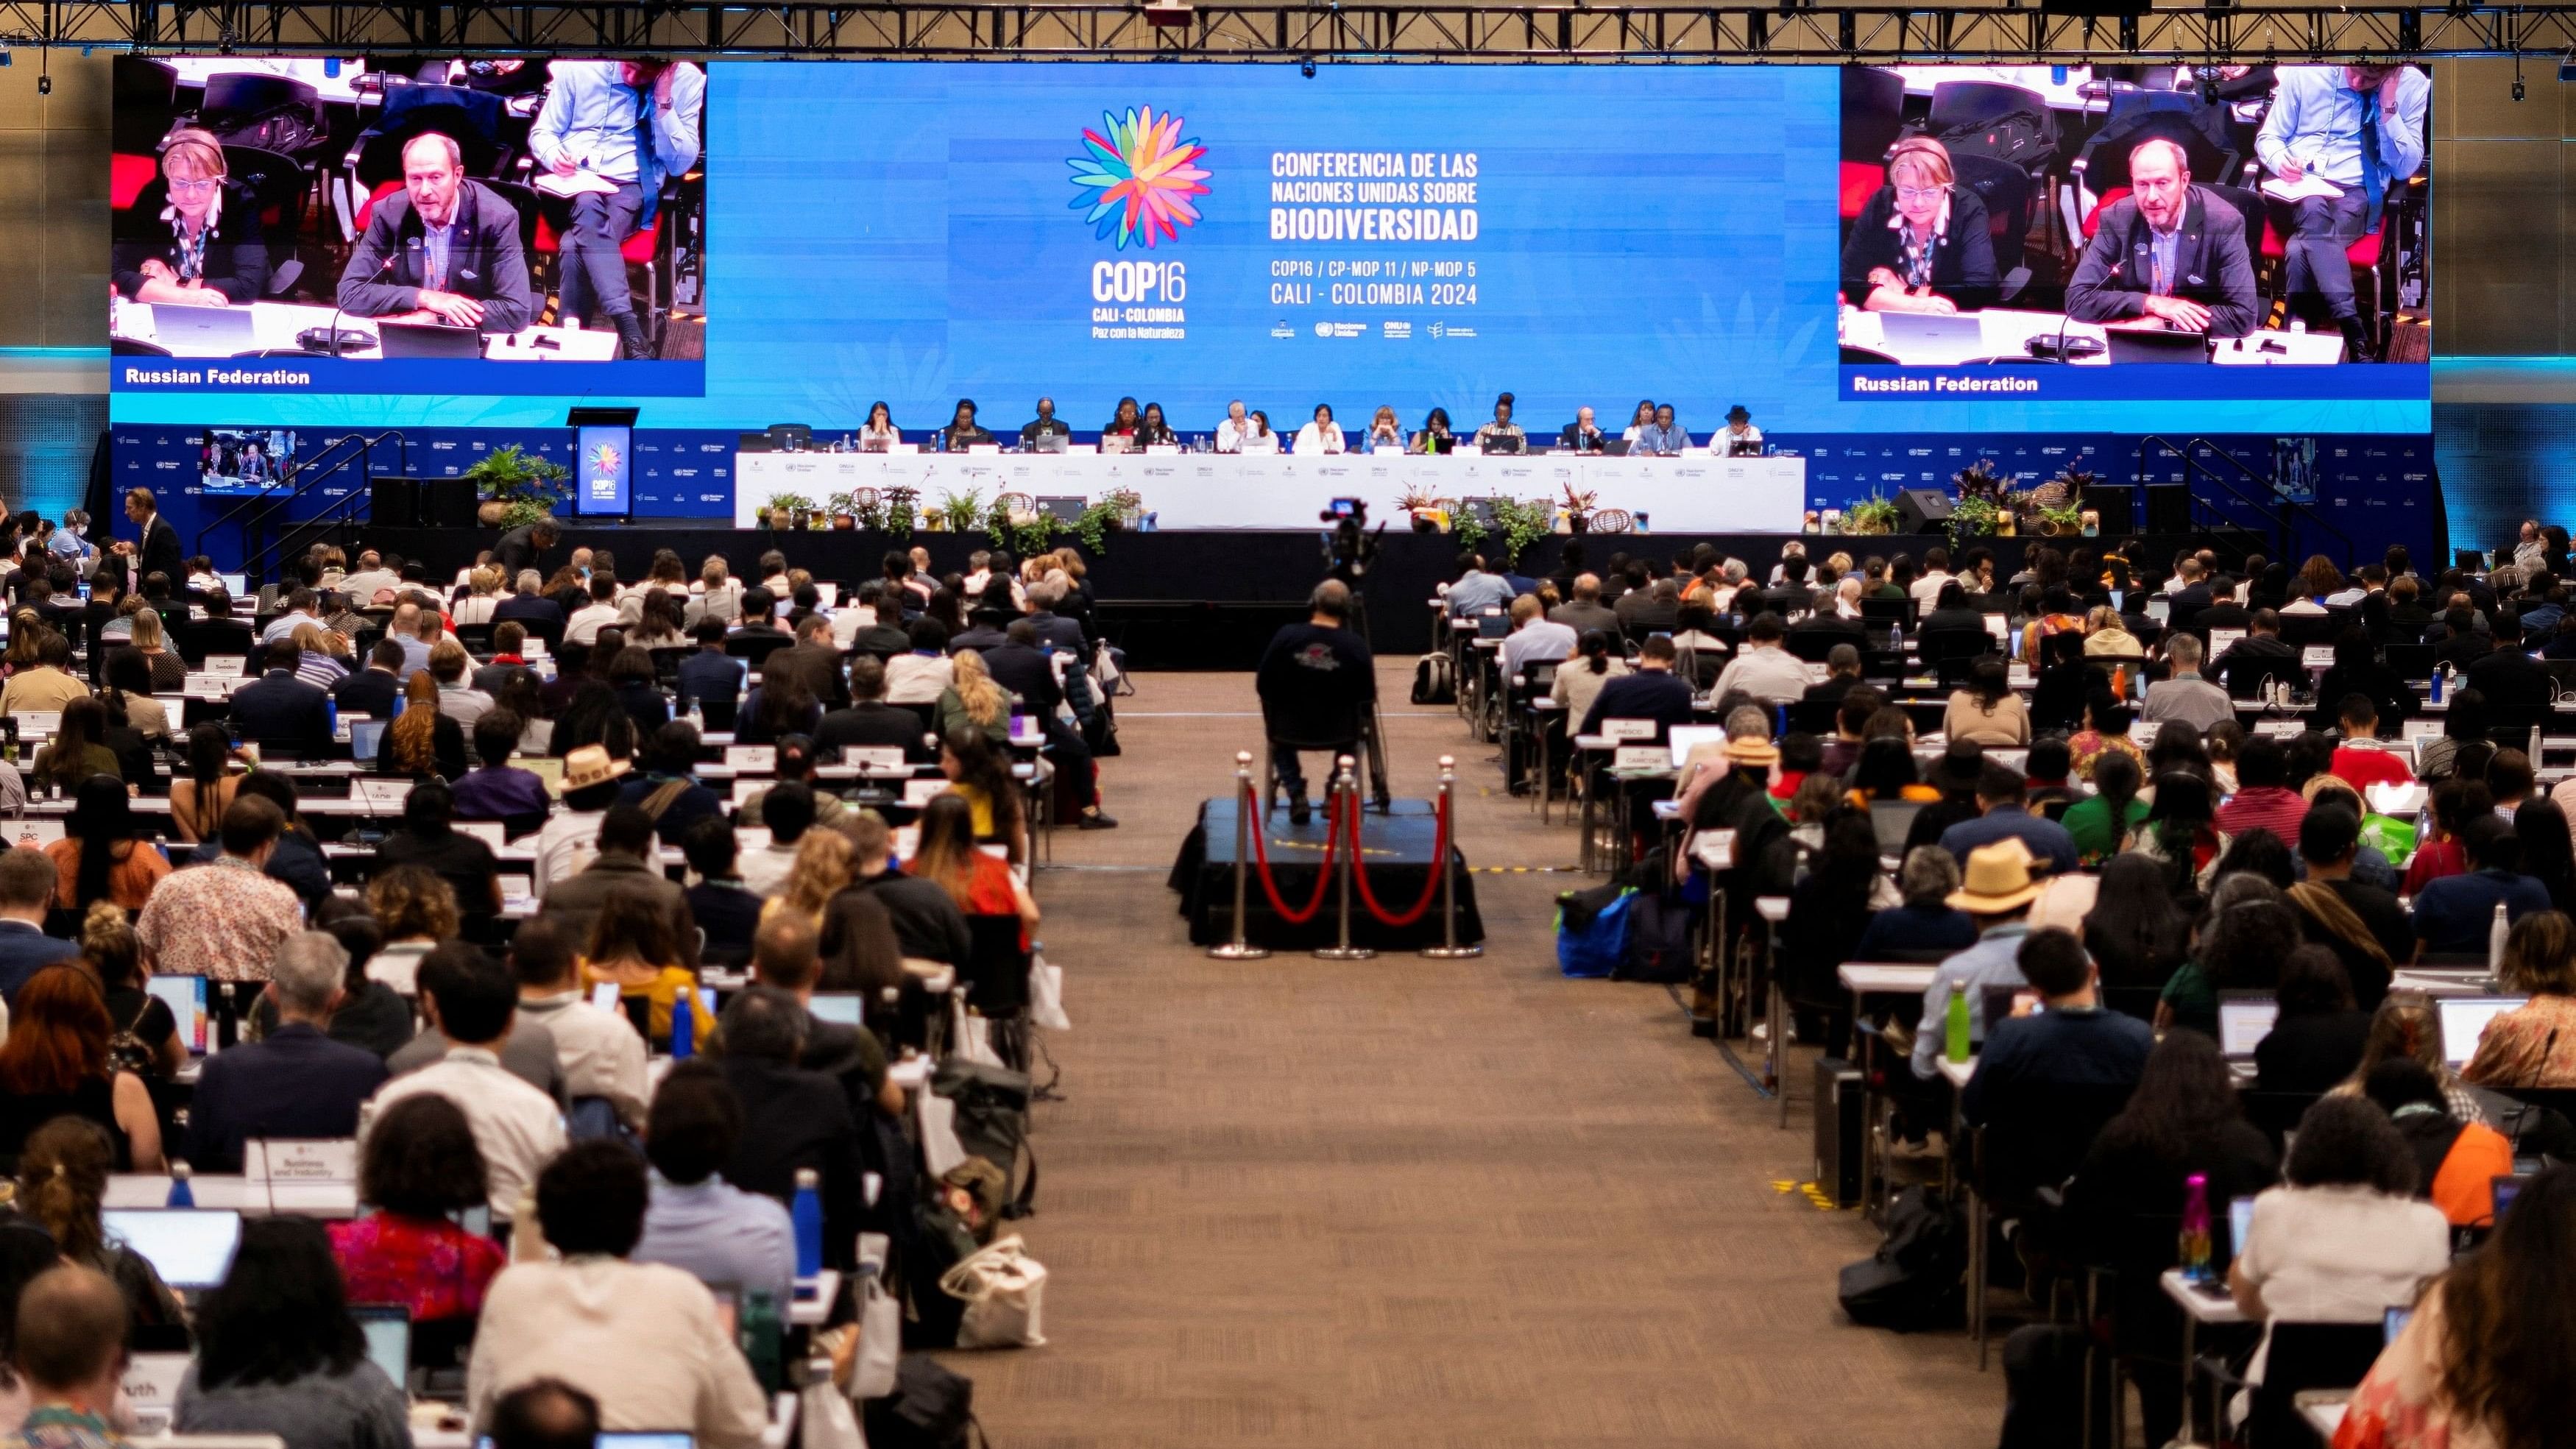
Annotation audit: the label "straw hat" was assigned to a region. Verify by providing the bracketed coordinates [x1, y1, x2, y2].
[1947, 838, 2045, 913]
[562, 744, 631, 793]
[1723, 736, 1781, 768]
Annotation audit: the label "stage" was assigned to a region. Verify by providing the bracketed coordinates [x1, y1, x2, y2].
[1167, 797, 1484, 952]
[366, 523, 2215, 666]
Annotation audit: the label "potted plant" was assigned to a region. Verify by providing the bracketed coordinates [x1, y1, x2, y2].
[824, 492, 860, 531]
[850, 487, 885, 531]
[764, 491, 817, 531]
[1493, 496, 1554, 568]
[1097, 486, 1144, 531]
[1559, 482, 1599, 535]
[464, 444, 570, 528]
[1396, 486, 1443, 533]
[936, 488, 983, 535]
[1843, 492, 1901, 536]
[882, 486, 918, 539]
[1947, 495, 2003, 547]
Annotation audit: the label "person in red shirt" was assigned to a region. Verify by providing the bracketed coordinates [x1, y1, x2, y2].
[2214, 736, 2310, 844]
[329, 1093, 506, 1325]
[2402, 776, 2491, 896]
[2329, 693, 2416, 791]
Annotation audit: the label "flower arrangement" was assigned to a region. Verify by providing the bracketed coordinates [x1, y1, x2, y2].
[1559, 482, 1600, 534]
[1843, 492, 1901, 536]
[763, 491, 818, 531]
[464, 445, 571, 528]
[881, 486, 919, 539]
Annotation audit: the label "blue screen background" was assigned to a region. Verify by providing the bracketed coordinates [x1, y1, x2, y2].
[108, 63, 2428, 436]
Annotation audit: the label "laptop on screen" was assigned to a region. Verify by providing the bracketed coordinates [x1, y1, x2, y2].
[807, 992, 865, 1027]
[376, 321, 483, 360]
[2438, 996, 2526, 1068]
[2215, 992, 2277, 1060]
[1877, 311, 1984, 350]
[146, 975, 210, 1055]
[102, 1209, 242, 1290]
[149, 303, 258, 356]
[353, 1306, 410, 1384]
[350, 720, 388, 762]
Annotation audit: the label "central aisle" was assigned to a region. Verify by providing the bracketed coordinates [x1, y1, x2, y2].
[955, 665, 1995, 1448]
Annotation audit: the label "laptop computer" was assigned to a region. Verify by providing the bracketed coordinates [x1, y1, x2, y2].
[146, 975, 210, 1055]
[102, 1208, 243, 1290]
[1482, 433, 1525, 456]
[376, 321, 484, 360]
[2438, 995, 2527, 1067]
[1600, 439, 1632, 456]
[2215, 991, 2279, 1060]
[149, 303, 258, 357]
[807, 992, 865, 1027]
[350, 719, 389, 762]
[1029, 431, 1070, 455]
[2105, 328, 2214, 365]
[1877, 311, 1984, 351]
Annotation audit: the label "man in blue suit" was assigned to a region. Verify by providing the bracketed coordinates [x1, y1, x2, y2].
[0, 849, 79, 1005]
[229, 642, 335, 758]
[187, 931, 389, 1174]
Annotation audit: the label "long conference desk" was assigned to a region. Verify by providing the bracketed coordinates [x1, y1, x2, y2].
[1839, 308, 2346, 366]
[110, 298, 622, 363]
[733, 449, 1807, 533]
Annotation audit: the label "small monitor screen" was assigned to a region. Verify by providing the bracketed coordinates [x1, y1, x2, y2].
[350, 719, 388, 762]
[2216, 996, 2278, 1059]
[2229, 1197, 2256, 1261]
[2384, 1306, 2412, 1345]
[146, 975, 208, 1055]
[102, 1209, 241, 1289]
[2438, 996, 2525, 1068]
[199, 428, 296, 497]
[353, 1308, 409, 1386]
[807, 993, 864, 1027]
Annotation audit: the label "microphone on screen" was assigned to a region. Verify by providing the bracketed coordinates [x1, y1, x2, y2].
[2028, 261, 2112, 364]
[300, 242, 406, 356]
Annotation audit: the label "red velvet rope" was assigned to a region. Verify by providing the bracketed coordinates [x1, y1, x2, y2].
[1350, 785, 1451, 928]
[1243, 778, 1340, 925]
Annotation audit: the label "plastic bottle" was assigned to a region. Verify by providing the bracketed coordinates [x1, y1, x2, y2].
[166, 1161, 194, 1208]
[2489, 901, 2511, 973]
[2178, 1172, 2212, 1280]
[1888, 623, 1903, 656]
[1944, 988, 1972, 1063]
[668, 991, 695, 1060]
[739, 1289, 785, 1394]
[2429, 663, 2444, 705]
[322, 697, 337, 740]
[790, 1167, 824, 1278]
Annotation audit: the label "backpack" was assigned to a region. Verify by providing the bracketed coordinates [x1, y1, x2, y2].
[1836, 1186, 1967, 1331]
[861, 1355, 982, 1449]
[1928, 107, 2055, 174]
[1410, 652, 1454, 705]
[931, 1060, 1038, 1218]
[1554, 883, 1634, 978]
[1998, 1322, 2113, 1449]
[1616, 890, 1695, 984]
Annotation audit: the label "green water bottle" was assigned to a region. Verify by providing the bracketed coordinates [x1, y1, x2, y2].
[1944, 988, 1971, 1064]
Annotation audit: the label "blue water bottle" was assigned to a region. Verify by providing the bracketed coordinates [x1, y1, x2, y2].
[790, 1168, 824, 1278]
[323, 696, 337, 739]
[668, 991, 694, 1059]
[166, 1161, 194, 1208]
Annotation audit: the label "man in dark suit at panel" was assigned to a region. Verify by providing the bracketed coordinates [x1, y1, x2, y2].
[2065, 138, 2260, 339]
[230, 642, 335, 757]
[336, 132, 535, 334]
[187, 930, 390, 1173]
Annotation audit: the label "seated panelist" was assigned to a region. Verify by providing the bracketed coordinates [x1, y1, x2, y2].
[111, 127, 271, 307]
[2064, 138, 2260, 339]
[336, 132, 535, 334]
[1839, 135, 1998, 315]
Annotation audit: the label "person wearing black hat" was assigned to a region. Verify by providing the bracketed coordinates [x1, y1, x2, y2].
[1716, 405, 1763, 457]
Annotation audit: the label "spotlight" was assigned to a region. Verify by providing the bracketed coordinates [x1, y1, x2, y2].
[2514, 77, 2527, 101]
[35, 73, 47, 96]
[1300, 54, 1316, 78]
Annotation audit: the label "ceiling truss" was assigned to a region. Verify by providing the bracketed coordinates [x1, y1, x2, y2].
[3, 2, 2574, 61]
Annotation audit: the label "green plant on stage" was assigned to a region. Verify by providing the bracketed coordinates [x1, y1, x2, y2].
[936, 487, 984, 534]
[882, 486, 918, 539]
[824, 491, 860, 520]
[1450, 506, 1487, 556]
[763, 491, 818, 529]
[1491, 495, 1554, 567]
[2037, 502, 2086, 536]
[463, 445, 570, 526]
[1947, 495, 2002, 548]
[849, 488, 885, 531]
[1843, 492, 1901, 536]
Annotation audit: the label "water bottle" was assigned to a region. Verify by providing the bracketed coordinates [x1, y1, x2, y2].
[1888, 623, 1903, 656]
[1944, 988, 1971, 1063]
[2488, 901, 2510, 973]
[791, 1167, 824, 1278]
[323, 697, 337, 739]
[2429, 664, 2444, 704]
[739, 1289, 785, 1393]
[166, 1161, 194, 1208]
[2178, 1172, 2212, 1280]
[668, 990, 695, 1059]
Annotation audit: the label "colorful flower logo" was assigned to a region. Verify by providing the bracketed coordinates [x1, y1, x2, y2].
[1067, 106, 1211, 250]
[587, 442, 621, 476]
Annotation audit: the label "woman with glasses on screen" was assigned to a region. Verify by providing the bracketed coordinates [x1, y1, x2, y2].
[1839, 135, 1998, 316]
[1365, 405, 1405, 453]
[111, 128, 271, 308]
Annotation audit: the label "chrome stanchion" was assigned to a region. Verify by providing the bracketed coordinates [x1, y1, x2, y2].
[1420, 754, 1481, 960]
[1313, 755, 1374, 960]
[1208, 751, 1270, 961]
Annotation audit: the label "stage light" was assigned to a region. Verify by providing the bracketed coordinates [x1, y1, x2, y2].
[35, 73, 48, 96]
[2514, 77, 2528, 101]
[1142, 0, 1193, 27]
[1300, 54, 1317, 78]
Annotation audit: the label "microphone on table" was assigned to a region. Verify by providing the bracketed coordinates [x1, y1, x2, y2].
[2029, 261, 2110, 363]
[300, 240, 409, 356]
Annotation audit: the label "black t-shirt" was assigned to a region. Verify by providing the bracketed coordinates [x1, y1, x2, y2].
[2295, 878, 2410, 1010]
[375, 828, 499, 916]
[1254, 623, 1376, 742]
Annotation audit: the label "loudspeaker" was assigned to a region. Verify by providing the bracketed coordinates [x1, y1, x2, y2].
[2144, 485, 2191, 535]
[1894, 487, 1954, 535]
[370, 475, 420, 528]
[422, 478, 478, 528]
[1813, 1057, 1866, 1208]
[2082, 483, 2136, 536]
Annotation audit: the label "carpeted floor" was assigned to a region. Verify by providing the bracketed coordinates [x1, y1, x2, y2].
[949, 665, 1998, 1448]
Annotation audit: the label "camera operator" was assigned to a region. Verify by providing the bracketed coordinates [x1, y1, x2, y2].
[1320, 499, 1384, 645]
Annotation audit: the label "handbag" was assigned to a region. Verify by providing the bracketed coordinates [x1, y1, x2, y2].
[937, 1234, 1049, 1348]
[949, 999, 1005, 1068]
[1029, 955, 1070, 1032]
[802, 1371, 868, 1449]
[854, 1271, 902, 1400]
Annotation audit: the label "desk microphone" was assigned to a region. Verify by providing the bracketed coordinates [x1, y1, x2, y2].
[2027, 262, 2111, 362]
[300, 241, 408, 355]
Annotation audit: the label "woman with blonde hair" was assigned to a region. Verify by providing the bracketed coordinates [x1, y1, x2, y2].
[451, 567, 504, 626]
[111, 127, 269, 305]
[290, 622, 350, 688]
[913, 793, 1038, 944]
[2461, 910, 2576, 1088]
[936, 650, 1012, 746]
[127, 608, 186, 692]
[2081, 604, 2143, 660]
[2332, 993, 2488, 1122]
[15, 1116, 183, 1331]
[365, 865, 457, 996]
[1839, 135, 1998, 315]
[760, 829, 853, 929]
[380, 670, 464, 779]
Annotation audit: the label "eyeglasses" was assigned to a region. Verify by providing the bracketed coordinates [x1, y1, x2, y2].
[166, 176, 220, 194]
[1894, 185, 1946, 202]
